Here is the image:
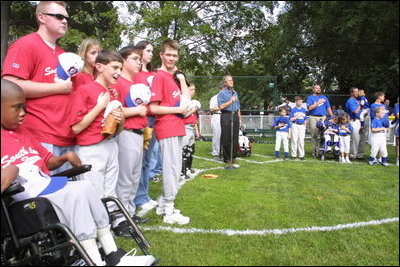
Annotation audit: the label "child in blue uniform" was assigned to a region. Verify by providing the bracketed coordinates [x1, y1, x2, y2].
[337, 113, 353, 163]
[273, 107, 291, 160]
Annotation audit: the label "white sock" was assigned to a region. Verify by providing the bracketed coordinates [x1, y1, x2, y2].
[164, 202, 175, 216]
[97, 225, 118, 255]
[80, 238, 104, 266]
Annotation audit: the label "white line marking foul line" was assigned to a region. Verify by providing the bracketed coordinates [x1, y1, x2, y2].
[141, 218, 399, 236]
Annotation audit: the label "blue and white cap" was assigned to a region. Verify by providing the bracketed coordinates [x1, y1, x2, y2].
[57, 52, 84, 80]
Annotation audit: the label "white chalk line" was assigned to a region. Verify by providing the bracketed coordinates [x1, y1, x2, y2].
[141, 217, 399, 236]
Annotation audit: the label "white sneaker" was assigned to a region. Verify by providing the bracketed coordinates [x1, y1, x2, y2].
[156, 206, 180, 216]
[137, 200, 158, 217]
[163, 211, 190, 225]
[381, 162, 389, 167]
[345, 157, 352, 164]
[326, 147, 332, 152]
[339, 156, 343, 163]
[117, 248, 156, 266]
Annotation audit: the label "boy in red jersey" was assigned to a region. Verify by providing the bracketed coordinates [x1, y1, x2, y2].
[2, 2, 75, 172]
[149, 39, 190, 225]
[1, 79, 155, 266]
[69, 50, 124, 200]
[111, 46, 149, 235]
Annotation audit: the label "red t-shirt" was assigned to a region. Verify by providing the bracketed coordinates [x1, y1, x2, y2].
[114, 77, 147, 130]
[72, 72, 94, 91]
[150, 69, 185, 140]
[69, 81, 119, 146]
[1, 32, 75, 146]
[183, 112, 198, 125]
[1, 126, 52, 174]
[133, 71, 156, 87]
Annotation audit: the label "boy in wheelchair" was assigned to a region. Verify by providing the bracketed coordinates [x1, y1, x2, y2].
[1, 79, 155, 266]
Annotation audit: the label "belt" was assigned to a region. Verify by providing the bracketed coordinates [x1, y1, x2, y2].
[221, 110, 238, 114]
[213, 111, 221, 115]
[294, 122, 305, 125]
[128, 129, 144, 135]
[310, 115, 324, 117]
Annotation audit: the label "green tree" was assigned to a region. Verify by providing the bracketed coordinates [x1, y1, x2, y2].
[275, 1, 399, 99]
[2, 1, 124, 57]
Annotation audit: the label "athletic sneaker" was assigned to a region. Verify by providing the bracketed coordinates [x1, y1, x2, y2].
[163, 211, 190, 225]
[345, 157, 352, 164]
[107, 248, 156, 266]
[381, 162, 389, 167]
[368, 160, 378, 165]
[137, 200, 158, 217]
[156, 206, 180, 216]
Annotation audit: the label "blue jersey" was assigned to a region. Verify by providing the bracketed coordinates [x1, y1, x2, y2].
[357, 96, 369, 109]
[338, 122, 353, 136]
[273, 116, 291, 132]
[345, 97, 361, 120]
[371, 118, 388, 133]
[290, 107, 307, 124]
[306, 94, 331, 116]
[217, 87, 240, 112]
[370, 103, 388, 121]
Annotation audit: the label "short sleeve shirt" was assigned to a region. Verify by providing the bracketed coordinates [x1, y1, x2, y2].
[306, 94, 331, 116]
[150, 69, 185, 140]
[2, 32, 75, 146]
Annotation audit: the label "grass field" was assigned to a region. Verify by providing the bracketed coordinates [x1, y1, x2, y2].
[117, 140, 399, 266]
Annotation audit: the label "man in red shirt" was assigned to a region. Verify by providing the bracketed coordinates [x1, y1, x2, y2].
[2, 1, 75, 172]
[149, 39, 190, 225]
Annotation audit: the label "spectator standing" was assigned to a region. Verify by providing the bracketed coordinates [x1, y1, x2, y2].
[345, 87, 365, 159]
[306, 84, 333, 157]
[209, 86, 222, 160]
[217, 75, 241, 168]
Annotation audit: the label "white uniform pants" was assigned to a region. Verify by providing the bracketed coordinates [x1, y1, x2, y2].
[350, 119, 365, 157]
[159, 136, 183, 204]
[115, 130, 143, 216]
[370, 132, 388, 158]
[339, 135, 351, 153]
[45, 181, 109, 241]
[291, 124, 305, 157]
[211, 114, 221, 156]
[275, 131, 289, 153]
[183, 124, 196, 147]
[78, 138, 119, 199]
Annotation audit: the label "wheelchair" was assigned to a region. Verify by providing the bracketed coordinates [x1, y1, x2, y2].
[1, 164, 157, 266]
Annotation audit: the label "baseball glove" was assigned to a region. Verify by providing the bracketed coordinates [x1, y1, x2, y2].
[101, 111, 118, 136]
[142, 127, 153, 150]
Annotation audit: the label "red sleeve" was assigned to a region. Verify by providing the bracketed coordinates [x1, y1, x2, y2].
[21, 127, 53, 166]
[2, 42, 36, 80]
[69, 85, 89, 127]
[150, 74, 164, 103]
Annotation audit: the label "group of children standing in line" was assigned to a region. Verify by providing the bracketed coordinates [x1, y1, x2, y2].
[272, 93, 399, 166]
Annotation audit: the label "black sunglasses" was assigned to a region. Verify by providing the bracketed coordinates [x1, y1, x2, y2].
[43, 13, 70, 22]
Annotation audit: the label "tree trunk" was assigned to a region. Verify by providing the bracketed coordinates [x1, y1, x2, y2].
[1, 1, 11, 69]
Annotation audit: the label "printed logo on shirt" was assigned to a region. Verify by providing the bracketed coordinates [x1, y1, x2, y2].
[1, 146, 41, 168]
[44, 67, 57, 76]
[12, 63, 20, 69]
[172, 89, 180, 99]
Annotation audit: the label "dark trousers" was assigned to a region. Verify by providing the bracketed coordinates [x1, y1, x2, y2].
[220, 112, 239, 163]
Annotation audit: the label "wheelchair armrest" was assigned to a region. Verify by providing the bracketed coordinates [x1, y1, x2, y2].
[1, 182, 24, 198]
[51, 164, 92, 178]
